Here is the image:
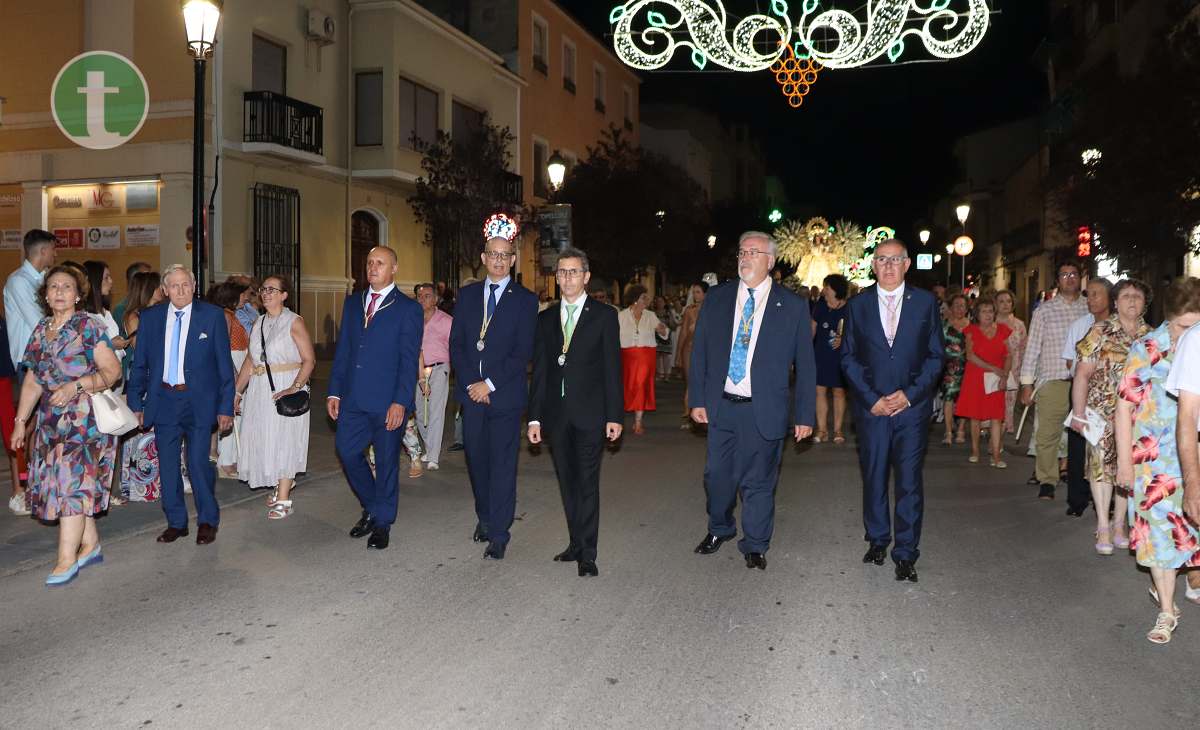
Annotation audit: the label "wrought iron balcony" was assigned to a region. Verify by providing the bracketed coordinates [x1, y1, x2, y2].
[243, 91, 324, 160]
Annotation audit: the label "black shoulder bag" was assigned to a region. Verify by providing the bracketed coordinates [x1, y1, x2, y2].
[261, 320, 310, 417]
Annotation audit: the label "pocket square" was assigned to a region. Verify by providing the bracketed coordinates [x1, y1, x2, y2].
[198, 332, 209, 340]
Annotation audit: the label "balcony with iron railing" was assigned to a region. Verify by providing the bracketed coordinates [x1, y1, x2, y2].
[243, 91, 325, 164]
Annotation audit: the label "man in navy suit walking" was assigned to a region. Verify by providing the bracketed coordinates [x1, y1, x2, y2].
[688, 231, 816, 571]
[449, 215, 537, 560]
[127, 265, 235, 546]
[839, 239, 944, 582]
[327, 246, 423, 550]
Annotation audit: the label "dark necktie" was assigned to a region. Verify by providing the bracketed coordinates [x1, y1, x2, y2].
[487, 283, 499, 321]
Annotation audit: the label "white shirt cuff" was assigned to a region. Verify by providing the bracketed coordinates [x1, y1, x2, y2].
[485, 378, 496, 392]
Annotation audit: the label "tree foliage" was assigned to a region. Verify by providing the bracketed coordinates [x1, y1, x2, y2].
[557, 127, 711, 287]
[408, 119, 520, 279]
[1055, 4, 1200, 267]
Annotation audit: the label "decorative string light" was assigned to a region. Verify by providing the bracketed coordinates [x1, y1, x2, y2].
[770, 42, 822, 108]
[610, 0, 792, 71]
[611, 1, 991, 72]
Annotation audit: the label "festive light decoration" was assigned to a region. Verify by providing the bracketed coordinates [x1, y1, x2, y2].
[611, 1, 991, 72]
[770, 42, 822, 108]
[483, 213, 520, 242]
[768, 208, 784, 224]
[866, 226, 896, 250]
[1076, 225, 1093, 258]
[610, 0, 791, 71]
[796, 0, 991, 68]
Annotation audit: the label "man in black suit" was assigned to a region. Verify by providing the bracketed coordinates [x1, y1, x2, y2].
[527, 248, 623, 577]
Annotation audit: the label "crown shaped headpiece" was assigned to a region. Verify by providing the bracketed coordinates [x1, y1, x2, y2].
[483, 213, 520, 242]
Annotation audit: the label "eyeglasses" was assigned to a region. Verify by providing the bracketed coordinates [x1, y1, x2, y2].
[259, 286, 282, 295]
[874, 255, 909, 267]
[556, 268, 585, 278]
[484, 250, 514, 261]
[736, 249, 769, 259]
[1059, 272, 1080, 279]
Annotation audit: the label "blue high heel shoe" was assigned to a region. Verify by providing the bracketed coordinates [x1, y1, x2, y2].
[45, 562, 79, 587]
[77, 545, 103, 569]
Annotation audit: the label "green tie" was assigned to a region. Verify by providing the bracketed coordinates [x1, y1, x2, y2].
[562, 303, 577, 396]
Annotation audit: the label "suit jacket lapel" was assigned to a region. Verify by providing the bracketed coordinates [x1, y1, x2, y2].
[714, 285, 738, 375]
[750, 284, 784, 373]
[864, 286, 888, 347]
[892, 289, 917, 347]
[366, 289, 398, 328]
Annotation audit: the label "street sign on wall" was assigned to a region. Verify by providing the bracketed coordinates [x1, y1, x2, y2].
[51, 51, 149, 150]
[916, 253, 933, 270]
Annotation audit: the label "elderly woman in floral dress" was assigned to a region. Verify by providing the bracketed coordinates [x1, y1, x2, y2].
[1116, 278, 1200, 643]
[1072, 279, 1151, 555]
[995, 290, 1026, 434]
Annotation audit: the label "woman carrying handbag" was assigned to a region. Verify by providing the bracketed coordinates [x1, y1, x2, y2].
[233, 276, 315, 519]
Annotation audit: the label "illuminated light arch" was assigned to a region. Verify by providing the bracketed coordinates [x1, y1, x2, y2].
[610, 0, 792, 72]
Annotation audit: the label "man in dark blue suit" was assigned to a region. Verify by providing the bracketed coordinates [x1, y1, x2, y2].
[689, 231, 816, 571]
[839, 239, 944, 582]
[449, 218, 537, 560]
[127, 265, 235, 546]
[327, 246, 423, 550]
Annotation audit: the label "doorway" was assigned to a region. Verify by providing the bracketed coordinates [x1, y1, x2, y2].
[350, 210, 380, 291]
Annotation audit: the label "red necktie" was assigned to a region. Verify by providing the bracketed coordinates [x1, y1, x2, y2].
[366, 292, 381, 324]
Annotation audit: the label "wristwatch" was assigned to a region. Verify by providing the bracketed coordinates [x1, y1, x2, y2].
[75, 381, 84, 395]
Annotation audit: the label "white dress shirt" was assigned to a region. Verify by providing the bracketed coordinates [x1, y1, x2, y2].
[1062, 312, 1096, 377]
[480, 275, 511, 392]
[528, 293, 588, 428]
[724, 277, 772, 397]
[363, 282, 395, 315]
[876, 282, 906, 344]
[162, 302, 193, 384]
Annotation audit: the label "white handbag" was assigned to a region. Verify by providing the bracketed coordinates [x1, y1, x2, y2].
[89, 369, 138, 436]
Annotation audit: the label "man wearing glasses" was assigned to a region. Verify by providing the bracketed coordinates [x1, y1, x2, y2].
[526, 248, 623, 577]
[1019, 260, 1088, 501]
[688, 231, 815, 571]
[840, 240, 945, 583]
[448, 218, 538, 560]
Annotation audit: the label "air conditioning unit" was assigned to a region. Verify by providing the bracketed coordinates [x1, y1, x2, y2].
[306, 9, 336, 45]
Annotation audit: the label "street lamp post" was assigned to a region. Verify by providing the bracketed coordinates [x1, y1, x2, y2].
[954, 202, 971, 293]
[919, 229, 931, 246]
[944, 243, 954, 286]
[547, 150, 567, 195]
[182, 0, 221, 296]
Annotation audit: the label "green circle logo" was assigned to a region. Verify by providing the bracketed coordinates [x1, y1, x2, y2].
[51, 51, 149, 150]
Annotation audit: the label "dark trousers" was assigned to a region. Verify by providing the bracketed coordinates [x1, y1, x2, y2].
[547, 424, 605, 561]
[856, 405, 929, 563]
[462, 401, 522, 546]
[335, 408, 402, 527]
[154, 389, 219, 529]
[703, 397, 784, 555]
[1066, 387, 1091, 511]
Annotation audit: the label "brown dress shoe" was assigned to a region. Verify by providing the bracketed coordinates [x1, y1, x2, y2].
[157, 526, 189, 543]
[196, 523, 218, 545]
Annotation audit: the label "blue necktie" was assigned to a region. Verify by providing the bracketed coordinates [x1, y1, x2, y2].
[168, 311, 184, 386]
[728, 289, 755, 384]
[487, 283, 499, 321]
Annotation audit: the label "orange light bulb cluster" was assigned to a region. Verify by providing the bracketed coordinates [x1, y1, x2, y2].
[770, 44, 823, 108]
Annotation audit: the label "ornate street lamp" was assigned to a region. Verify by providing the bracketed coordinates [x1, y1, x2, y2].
[182, 0, 222, 295]
[955, 203, 971, 226]
[918, 229, 931, 245]
[547, 150, 567, 192]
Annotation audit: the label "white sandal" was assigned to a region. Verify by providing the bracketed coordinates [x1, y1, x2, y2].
[266, 488, 279, 507]
[267, 500, 293, 520]
[1147, 612, 1178, 644]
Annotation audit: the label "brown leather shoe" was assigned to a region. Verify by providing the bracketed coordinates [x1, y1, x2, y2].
[196, 523, 218, 545]
[157, 526, 189, 543]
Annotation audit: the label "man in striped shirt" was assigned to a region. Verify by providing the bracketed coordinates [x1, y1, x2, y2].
[1019, 260, 1089, 500]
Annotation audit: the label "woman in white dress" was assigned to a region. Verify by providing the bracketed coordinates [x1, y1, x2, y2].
[234, 275, 315, 519]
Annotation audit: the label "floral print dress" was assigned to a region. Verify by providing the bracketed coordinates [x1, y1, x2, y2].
[1077, 314, 1150, 486]
[1001, 316, 1027, 432]
[1119, 323, 1200, 569]
[939, 320, 966, 402]
[21, 312, 117, 520]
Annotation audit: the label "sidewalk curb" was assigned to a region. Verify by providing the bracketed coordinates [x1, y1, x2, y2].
[0, 466, 346, 580]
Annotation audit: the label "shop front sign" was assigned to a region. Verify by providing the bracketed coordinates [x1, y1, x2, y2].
[51, 51, 149, 150]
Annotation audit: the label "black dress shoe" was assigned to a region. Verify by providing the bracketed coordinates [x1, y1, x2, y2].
[863, 545, 887, 565]
[554, 548, 580, 562]
[367, 528, 390, 550]
[156, 526, 189, 543]
[483, 542, 506, 560]
[577, 560, 598, 577]
[1038, 483, 1055, 500]
[895, 560, 918, 583]
[694, 533, 734, 555]
[472, 523, 489, 543]
[349, 512, 373, 538]
[744, 552, 767, 570]
[1065, 505, 1085, 517]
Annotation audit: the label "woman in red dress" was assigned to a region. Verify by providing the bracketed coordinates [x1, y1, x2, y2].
[955, 296, 1012, 467]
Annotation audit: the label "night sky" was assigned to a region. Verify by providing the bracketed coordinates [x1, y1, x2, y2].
[558, 1, 1049, 243]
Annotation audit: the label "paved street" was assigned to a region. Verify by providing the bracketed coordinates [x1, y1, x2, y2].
[1, 381, 1198, 729]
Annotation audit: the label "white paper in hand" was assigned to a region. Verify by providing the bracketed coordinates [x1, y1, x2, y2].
[1062, 407, 1106, 446]
[983, 372, 1002, 394]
